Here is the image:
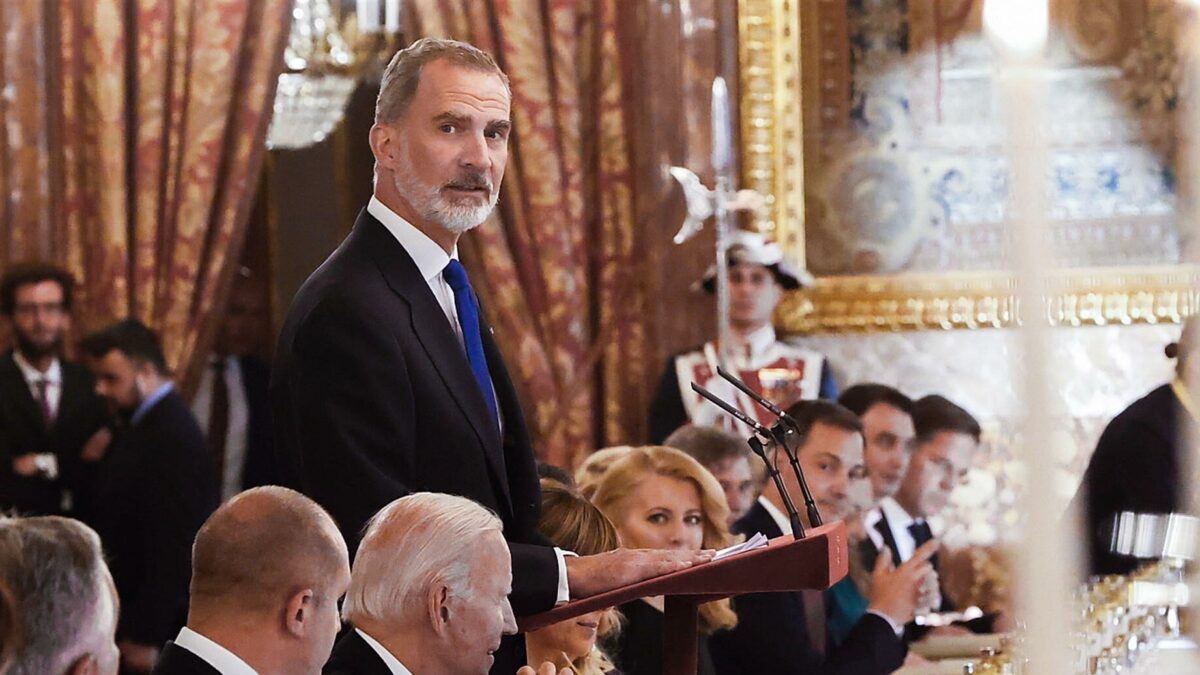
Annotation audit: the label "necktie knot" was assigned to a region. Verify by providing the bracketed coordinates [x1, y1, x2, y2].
[443, 259, 470, 293]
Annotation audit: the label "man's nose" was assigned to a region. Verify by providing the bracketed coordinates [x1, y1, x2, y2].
[500, 598, 517, 636]
[459, 133, 491, 170]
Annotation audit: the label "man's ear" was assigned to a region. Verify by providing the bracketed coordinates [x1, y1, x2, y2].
[67, 653, 97, 675]
[369, 123, 401, 172]
[285, 588, 316, 638]
[428, 583, 452, 637]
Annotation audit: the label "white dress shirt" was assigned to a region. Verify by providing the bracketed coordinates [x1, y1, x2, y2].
[865, 497, 920, 563]
[13, 351, 62, 419]
[356, 628, 415, 675]
[174, 627, 259, 675]
[368, 196, 571, 605]
[191, 354, 250, 501]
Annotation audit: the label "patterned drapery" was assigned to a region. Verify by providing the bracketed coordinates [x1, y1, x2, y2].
[0, 0, 290, 391]
[407, 0, 650, 467]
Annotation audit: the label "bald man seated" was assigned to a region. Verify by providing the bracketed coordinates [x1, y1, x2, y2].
[152, 486, 350, 675]
[325, 492, 519, 675]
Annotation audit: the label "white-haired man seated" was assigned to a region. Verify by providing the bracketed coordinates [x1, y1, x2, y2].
[325, 492, 522, 675]
[0, 516, 120, 675]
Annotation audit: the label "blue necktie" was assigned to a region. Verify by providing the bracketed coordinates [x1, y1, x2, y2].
[442, 260, 499, 431]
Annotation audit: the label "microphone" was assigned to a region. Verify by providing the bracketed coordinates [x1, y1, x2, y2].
[715, 366, 823, 527]
[690, 382, 805, 539]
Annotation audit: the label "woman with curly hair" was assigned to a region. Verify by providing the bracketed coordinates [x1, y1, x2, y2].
[591, 446, 737, 675]
[526, 480, 622, 675]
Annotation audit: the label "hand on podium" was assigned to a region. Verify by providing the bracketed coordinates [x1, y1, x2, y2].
[565, 547, 715, 599]
[866, 538, 939, 625]
[518, 663, 575, 675]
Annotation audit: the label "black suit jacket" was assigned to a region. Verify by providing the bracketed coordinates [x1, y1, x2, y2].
[272, 210, 557, 672]
[708, 501, 906, 675]
[0, 351, 109, 516]
[151, 640, 221, 675]
[323, 629, 394, 675]
[1072, 383, 1182, 576]
[90, 390, 219, 646]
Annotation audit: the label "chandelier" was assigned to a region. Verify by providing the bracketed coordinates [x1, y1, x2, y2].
[266, 0, 401, 150]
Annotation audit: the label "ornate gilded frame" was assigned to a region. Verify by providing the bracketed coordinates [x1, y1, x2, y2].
[737, 0, 1200, 333]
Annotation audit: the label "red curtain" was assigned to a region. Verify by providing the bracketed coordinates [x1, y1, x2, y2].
[407, 0, 652, 467]
[0, 0, 290, 391]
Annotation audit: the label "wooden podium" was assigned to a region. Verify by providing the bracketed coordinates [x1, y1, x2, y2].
[518, 520, 849, 675]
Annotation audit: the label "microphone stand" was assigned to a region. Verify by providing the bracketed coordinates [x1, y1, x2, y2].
[715, 365, 823, 527]
[691, 383, 805, 539]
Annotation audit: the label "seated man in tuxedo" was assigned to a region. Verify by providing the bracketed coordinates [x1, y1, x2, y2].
[0, 262, 110, 517]
[664, 424, 763, 525]
[153, 486, 350, 675]
[708, 400, 936, 675]
[0, 515, 120, 675]
[82, 320, 220, 674]
[327, 492, 518, 675]
[861, 394, 994, 636]
[191, 268, 278, 502]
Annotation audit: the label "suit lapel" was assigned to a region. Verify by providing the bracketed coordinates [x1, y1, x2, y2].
[54, 365, 88, 434]
[0, 352, 45, 434]
[875, 510, 903, 566]
[354, 210, 514, 512]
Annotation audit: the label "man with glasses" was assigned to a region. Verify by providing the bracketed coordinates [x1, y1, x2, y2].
[0, 262, 110, 517]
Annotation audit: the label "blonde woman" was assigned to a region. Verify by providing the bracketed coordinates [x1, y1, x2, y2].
[526, 480, 622, 675]
[591, 446, 737, 675]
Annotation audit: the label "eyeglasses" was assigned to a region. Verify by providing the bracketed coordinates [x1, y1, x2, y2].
[12, 302, 66, 317]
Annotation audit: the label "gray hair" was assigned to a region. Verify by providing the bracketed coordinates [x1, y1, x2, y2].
[344, 493, 503, 625]
[375, 37, 510, 124]
[0, 516, 113, 675]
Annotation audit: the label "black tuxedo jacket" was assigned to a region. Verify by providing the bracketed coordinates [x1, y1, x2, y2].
[708, 501, 906, 675]
[151, 640, 221, 675]
[0, 351, 109, 516]
[1072, 384, 1182, 575]
[90, 390, 218, 646]
[233, 354, 278, 490]
[272, 210, 557, 670]
[323, 629, 393, 675]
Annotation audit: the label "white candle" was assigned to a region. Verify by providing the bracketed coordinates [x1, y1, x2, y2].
[986, 1, 1078, 673]
[385, 0, 401, 33]
[357, 0, 380, 33]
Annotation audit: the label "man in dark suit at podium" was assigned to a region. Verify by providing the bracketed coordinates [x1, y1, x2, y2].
[83, 320, 219, 673]
[272, 37, 706, 675]
[709, 400, 935, 675]
[0, 262, 110, 518]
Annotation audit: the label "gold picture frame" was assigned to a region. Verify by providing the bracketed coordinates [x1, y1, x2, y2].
[737, 0, 1200, 334]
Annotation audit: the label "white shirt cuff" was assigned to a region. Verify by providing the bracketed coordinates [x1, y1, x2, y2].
[867, 609, 906, 637]
[555, 547, 576, 604]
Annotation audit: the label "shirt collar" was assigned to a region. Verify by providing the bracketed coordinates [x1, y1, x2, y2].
[757, 495, 793, 536]
[356, 628, 415, 675]
[12, 351, 61, 385]
[879, 496, 918, 532]
[132, 381, 174, 426]
[368, 195, 458, 282]
[174, 627, 259, 675]
[735, 324, 776, 362]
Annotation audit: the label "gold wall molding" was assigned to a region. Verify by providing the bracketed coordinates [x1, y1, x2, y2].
[776, 266, 1200, 333]
[738, 0, 1196, 335]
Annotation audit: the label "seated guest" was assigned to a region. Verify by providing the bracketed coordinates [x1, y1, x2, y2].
[831, 384, 916, 644]
[664, 424, 763, 525]
[153, 486, 350, 675]
[574, 446, 634, 498]
[0, 515, 120, 675]
[709, 400, 935, 675]
[526, 480, 621, 675]
[328, 492, 517, 675]
[1073, 317, 1197, 575]
[862, 394, 993, 636]
[591, 446, 736, 675]
[81, 320, 220, 673]
[837, 384, 915, 507]
[0, 262, 110, 518]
